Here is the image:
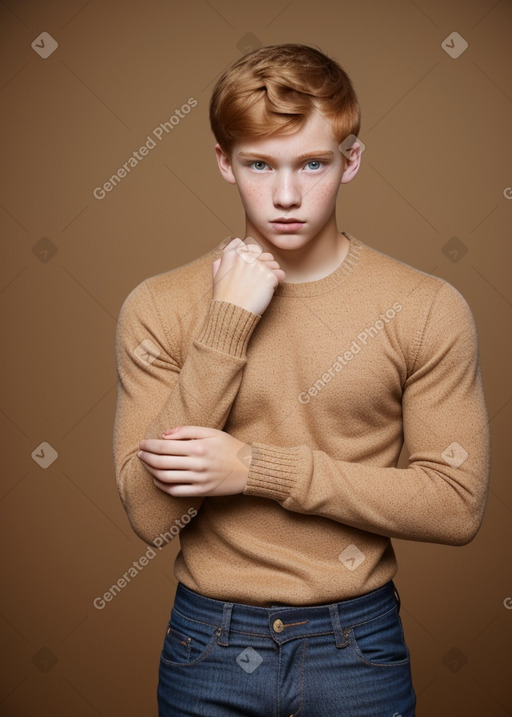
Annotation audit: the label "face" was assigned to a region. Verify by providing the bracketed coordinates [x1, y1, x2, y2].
[214, 110, 361, 253]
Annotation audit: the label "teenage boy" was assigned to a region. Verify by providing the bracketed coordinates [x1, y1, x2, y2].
[113, 43, 490, 716]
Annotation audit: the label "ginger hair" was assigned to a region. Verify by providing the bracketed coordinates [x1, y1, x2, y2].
[209, 43, 361, 156]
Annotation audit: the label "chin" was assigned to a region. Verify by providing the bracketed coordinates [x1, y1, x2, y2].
[272, 234, 312, 249]
[257, 230, 308, 246]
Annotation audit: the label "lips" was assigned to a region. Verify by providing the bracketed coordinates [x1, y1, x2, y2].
[270, 218, 305, 232]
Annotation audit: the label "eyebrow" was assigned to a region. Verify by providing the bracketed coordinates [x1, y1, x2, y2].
[237, 150, 335, 161]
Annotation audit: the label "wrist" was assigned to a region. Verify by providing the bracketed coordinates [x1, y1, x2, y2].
[238, 443, 253, 492]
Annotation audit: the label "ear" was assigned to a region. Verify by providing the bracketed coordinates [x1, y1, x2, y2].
[339, 138, 363, 185]
[214, 143, 237, 185]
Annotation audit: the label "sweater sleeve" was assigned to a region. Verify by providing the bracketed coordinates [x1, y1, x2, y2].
[243, 282, 491, 546]
[113, 278, 261, 545]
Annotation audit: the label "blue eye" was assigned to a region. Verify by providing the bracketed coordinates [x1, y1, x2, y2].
[306, 160, 321, 170]
[251, 161, 268, 170]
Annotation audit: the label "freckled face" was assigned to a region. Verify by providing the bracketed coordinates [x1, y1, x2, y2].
[217, 111, 348, 252]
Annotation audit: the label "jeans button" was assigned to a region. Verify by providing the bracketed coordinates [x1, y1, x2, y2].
[273, 618, 285, 633]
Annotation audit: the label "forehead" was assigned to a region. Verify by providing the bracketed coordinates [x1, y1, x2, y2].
[234, 111, 338, 158]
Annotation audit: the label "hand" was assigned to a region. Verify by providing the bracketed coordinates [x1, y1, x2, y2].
[211, 237, 286, 315]
[137, 425, 253, 497]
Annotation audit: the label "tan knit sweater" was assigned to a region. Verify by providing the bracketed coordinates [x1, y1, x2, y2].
[113, 232, 490, 607]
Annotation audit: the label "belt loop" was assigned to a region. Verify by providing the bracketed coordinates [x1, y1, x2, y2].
[329, 604, 348, 649]
[217, 603, 233, 646]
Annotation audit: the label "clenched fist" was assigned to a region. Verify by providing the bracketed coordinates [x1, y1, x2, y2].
[212, 237, 286, 316]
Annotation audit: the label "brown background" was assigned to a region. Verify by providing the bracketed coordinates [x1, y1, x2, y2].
[1, 0, 511, 715]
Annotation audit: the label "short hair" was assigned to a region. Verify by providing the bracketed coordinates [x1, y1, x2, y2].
[209, 43, 361, 156]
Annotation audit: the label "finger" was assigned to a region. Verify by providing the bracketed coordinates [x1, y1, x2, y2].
[242, 236, 264, 251]
[137, 451, 192, 470]
[262, 260, 281, 269]
[237, 242, 262, 255]
[138, 440, 191, 456]
[140, 428, 208, 452]
[162, 425, 212, 440]
[153, 478, 204, 497]
[224, 237, 243, 251]
[148, 466, 205, 484]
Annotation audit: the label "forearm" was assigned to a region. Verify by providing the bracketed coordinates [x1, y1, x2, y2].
[142, 302, 258, 440]
[244, 435, 490, 544]
[114, 289, 261, 544]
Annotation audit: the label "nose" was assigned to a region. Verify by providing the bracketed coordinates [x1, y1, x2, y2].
[272, 170, 301, 209]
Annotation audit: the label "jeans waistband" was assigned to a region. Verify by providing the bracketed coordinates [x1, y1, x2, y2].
[173, 581, 400, 648]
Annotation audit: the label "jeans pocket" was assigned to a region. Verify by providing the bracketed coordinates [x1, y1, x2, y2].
[350, 605, 410, 667]
[160, 608, 220, 667]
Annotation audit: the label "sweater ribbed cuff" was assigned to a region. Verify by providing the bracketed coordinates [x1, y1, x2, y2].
[244, 442, 309, 502]
[195, 300, 261, 359]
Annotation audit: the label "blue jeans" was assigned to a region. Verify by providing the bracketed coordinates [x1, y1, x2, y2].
[157, 580, 416, 716]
